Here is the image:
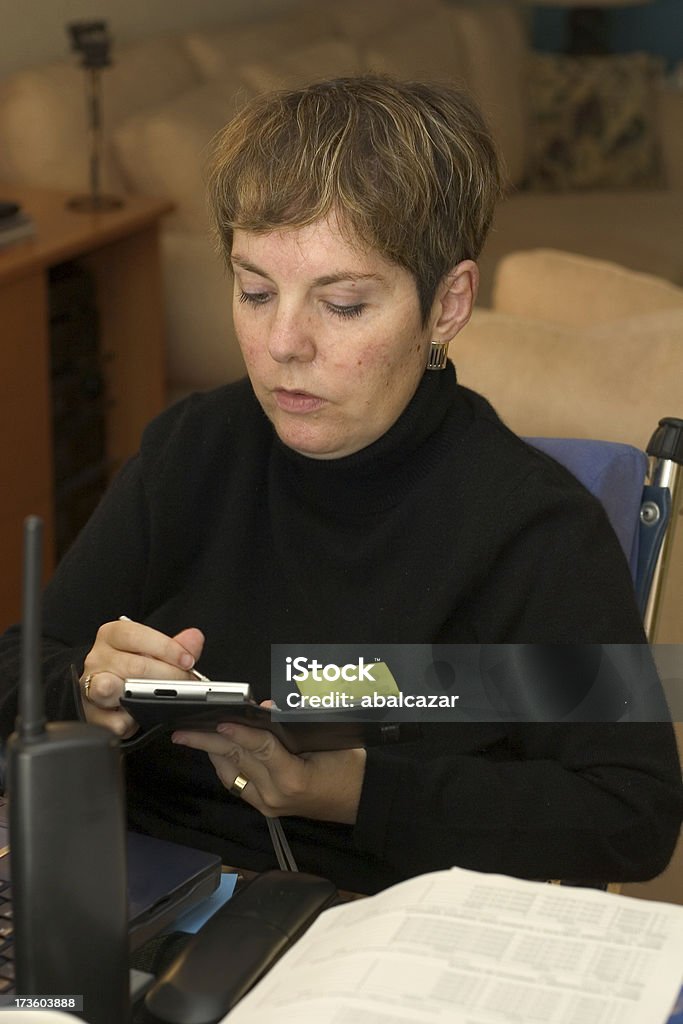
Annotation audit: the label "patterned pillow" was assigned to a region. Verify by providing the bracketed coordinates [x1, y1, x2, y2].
[526, 52, 664, 190]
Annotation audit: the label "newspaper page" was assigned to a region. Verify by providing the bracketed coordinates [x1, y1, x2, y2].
[223, 866, 683, 1024]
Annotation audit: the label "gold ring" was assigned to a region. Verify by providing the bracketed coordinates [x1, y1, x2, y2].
[229, 774, 249, 797]
[82, 673, 94, 700]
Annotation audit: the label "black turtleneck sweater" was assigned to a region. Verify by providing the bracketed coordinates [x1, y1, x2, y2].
[0, 366, 681, 893]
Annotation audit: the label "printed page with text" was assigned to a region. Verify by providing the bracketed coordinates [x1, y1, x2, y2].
[222, 866, 683, 1024]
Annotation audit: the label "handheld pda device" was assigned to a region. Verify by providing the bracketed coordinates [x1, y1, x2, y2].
[120, 678, 420, 753]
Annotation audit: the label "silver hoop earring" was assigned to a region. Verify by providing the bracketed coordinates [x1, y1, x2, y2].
[426, 340, 449, 370]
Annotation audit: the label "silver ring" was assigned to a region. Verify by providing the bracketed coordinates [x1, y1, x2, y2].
[82, 673, 94, 701]
[229, 773, 249, 797]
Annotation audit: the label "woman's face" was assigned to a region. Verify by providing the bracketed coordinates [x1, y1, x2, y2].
[230, 215, 437, 460]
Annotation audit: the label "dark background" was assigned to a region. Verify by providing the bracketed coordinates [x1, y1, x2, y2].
[531, 0, 683, 68]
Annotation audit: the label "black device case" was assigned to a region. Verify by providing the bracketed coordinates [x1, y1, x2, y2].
[117, 693, 420, 753]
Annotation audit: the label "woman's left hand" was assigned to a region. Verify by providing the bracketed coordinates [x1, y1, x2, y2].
[171, 720, 367, 825]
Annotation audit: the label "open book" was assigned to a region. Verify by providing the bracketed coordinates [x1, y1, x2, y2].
[222, 865, 683, 1024]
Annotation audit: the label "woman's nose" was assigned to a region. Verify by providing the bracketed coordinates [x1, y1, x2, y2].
[267, 307, 316, 363]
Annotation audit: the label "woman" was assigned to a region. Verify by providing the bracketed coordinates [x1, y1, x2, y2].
[0, 76, 680, 893]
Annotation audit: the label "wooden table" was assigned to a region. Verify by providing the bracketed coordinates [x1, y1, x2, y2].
[0, 185, 173, 629]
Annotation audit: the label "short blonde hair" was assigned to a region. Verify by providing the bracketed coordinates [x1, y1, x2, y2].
[207, 75, 502, 322]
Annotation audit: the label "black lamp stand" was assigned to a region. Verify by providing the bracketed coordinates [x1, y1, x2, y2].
[66, 21, 123, 212]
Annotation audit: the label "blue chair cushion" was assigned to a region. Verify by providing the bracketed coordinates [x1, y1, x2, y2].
[524, 437, 648, 581]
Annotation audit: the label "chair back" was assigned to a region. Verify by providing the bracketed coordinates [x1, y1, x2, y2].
[525, 420, 683, 640]
[526, 438, 647, 582]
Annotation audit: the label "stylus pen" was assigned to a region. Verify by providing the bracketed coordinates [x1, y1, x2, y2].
[118, 616, 210, 681]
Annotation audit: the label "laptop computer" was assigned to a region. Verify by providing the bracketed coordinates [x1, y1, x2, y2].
[0, 795, 221, 954]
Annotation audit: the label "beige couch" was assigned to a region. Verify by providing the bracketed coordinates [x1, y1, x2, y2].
[0, 0, 681, 399]
[456, 248, 683, 643]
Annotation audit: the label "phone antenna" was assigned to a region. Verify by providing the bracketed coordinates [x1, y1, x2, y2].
[19, 516, 46, 740]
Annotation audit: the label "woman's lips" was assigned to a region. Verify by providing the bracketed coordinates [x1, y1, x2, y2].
[273, 388, 326, 413]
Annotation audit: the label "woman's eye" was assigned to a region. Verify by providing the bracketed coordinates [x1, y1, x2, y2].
[325, 302, 365, 320]
[238, 290, 271, 307]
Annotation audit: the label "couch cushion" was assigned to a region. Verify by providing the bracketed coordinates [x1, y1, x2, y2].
[657, 81, 683, 190]
[493, 249, 683, 325]
[365, 9, 471, 92]
[112, 76, 255, 230]
[105, 36, 202, 120]
[330, 0, 442, 42]
[477, 190, 683, 306]
[0, 61, 124, 192]
[0, 36, 201, 193]
[526, 52, 664, 191]
[184, 4, 334, 81]
[454, 306, 683, 642]
[447, 3, 529, 188]
[161, 230, 245, 389]
[241, 40, 362, 94]
[455, 307, 683, 450]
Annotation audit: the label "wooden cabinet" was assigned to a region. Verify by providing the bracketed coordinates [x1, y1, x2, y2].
[0, 186, 172, 629]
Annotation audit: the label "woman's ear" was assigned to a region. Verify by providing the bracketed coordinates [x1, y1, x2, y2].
[430, 260, 479, 343]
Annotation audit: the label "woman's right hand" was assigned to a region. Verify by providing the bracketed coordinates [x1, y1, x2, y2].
[79, 619, 205, 738]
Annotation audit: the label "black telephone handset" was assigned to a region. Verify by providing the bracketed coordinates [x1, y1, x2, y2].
[144, 871, 338, 1024]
